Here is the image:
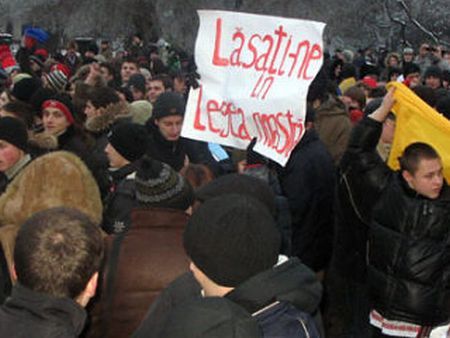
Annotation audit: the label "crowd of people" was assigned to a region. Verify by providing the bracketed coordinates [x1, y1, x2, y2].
[0, 26, 448, 338]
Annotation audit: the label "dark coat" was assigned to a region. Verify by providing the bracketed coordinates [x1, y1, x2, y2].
[133, 258, 323, 338]
[0, 284, 86, 338]
[85, 207, 190, 338]
[277, 129, 336, 272]
[146, 122, 219, 174]
[339, 117, 450, 326]
[102, 162, 140, 234]
[84, 102, 132, 198]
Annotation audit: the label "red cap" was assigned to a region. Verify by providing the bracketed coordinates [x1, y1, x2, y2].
[362, 76, 377, 89]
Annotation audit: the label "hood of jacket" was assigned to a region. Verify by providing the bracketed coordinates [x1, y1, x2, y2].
[225, 257, 322, 315]
[85, 101, 132, 134]
[317, 94, 348, 117]
[3, 283, 87, 336]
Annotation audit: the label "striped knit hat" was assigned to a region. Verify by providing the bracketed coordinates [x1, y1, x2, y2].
[45, 69, 68, 92]
[135, 155, 194, 211]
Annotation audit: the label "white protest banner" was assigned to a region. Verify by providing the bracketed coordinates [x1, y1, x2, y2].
[181, 10, 326, 165]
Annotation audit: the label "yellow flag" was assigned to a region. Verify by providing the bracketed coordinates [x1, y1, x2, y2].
[386, 82, 450, 182]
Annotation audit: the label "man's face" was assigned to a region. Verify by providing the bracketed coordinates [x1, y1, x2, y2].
[131, 88, 145, 101]
[147, 80, 165, 103]
[406, 73, 421, 88]
[120, 62, 138, 84]
[174, 77, 187, 95]
[0, 140, 23, 172]
[100, 66, 113, 83]
[388, 56, 399, 67]
[403, 53, 414, 63]
[42, 107, 71, 135]
[403, 158, 444, 199]
[155, 115, 183, 141]
[419, 44, 430, 57]
[84, 101, 100, 119]
[380, 118, 396, 144]
[425, 76, 441, 89]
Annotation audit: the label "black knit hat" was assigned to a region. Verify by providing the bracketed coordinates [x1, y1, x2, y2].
[161, 297, 261, 338]
[0, 117, 28, 151]
[11, 77, 42, 103]
[107, 122, 148, 162]
[152, 92, 185, 120]
[184, 194, 281, 287]
[135, 155, 194, 210]
[195, 173, 276, 216]
[128, 73, 146, 94]
[424, 65, 443, 80]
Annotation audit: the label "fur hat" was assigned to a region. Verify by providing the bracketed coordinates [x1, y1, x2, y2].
[107, 122, 148, 162]
[130, 100, 153, 125]
[184, 194, 280, 287]
[135, 155, 194, 210]
[161, 297, 261, 338]
[152, 92, 185, 120]
[0, 117, 28, 151]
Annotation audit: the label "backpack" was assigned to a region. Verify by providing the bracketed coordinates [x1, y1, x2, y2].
[253, 301, 321, 338]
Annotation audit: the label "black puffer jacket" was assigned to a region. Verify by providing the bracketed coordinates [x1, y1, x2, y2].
[340, 117, 450, 326]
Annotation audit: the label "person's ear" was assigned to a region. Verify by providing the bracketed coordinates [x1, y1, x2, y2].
[85, 272, 99, 299]
[11, 263, 17, 282]
[402, 170, 414, 188]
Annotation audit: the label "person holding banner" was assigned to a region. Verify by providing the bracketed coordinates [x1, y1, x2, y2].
[146, 91, 218, 174]
[339, 88, 450, 337]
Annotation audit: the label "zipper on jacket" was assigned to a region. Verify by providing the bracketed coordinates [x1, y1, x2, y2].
[297, 318, 311, 338]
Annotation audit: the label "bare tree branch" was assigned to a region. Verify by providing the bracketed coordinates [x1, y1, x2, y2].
[396, 0, 450, 46]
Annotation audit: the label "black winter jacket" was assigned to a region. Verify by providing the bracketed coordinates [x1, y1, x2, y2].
[340, 117, 450, 326]
[277, 129, 336, 272]
[102, 161, 139, 234]
[133, 258, 323, 338]
[0, 284, 86, 337]
[146, 121, 219, 174]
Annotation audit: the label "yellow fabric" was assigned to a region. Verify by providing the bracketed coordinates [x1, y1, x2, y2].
[338, 77, 356, 94]
[386, 82, 450, 181]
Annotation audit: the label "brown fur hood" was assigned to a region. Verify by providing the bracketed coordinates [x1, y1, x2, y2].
[28, 132, 58, 151]
[0, 151, 103, 277]
[84, 101, 132, 133]
[0, 150, 102, 226]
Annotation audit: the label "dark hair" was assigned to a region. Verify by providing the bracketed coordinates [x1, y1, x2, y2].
[151, 73, 173, 91]
[99, 62, 116, 79]
[399, 142, 440, 174]
[307, 66, 329, 103]
[14, 207, 104, 299]
[436, 94, 450, 120]
[412, 85, 437, 107]
[343, 86, 366, 109]
[87, 86, 120, 108]
[121, 56, 139, 68]
[368, 86, 387, 99]
[180, 164, 214, 189]
[1, 101, 34, 128]
[403, 63, 421, 77]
